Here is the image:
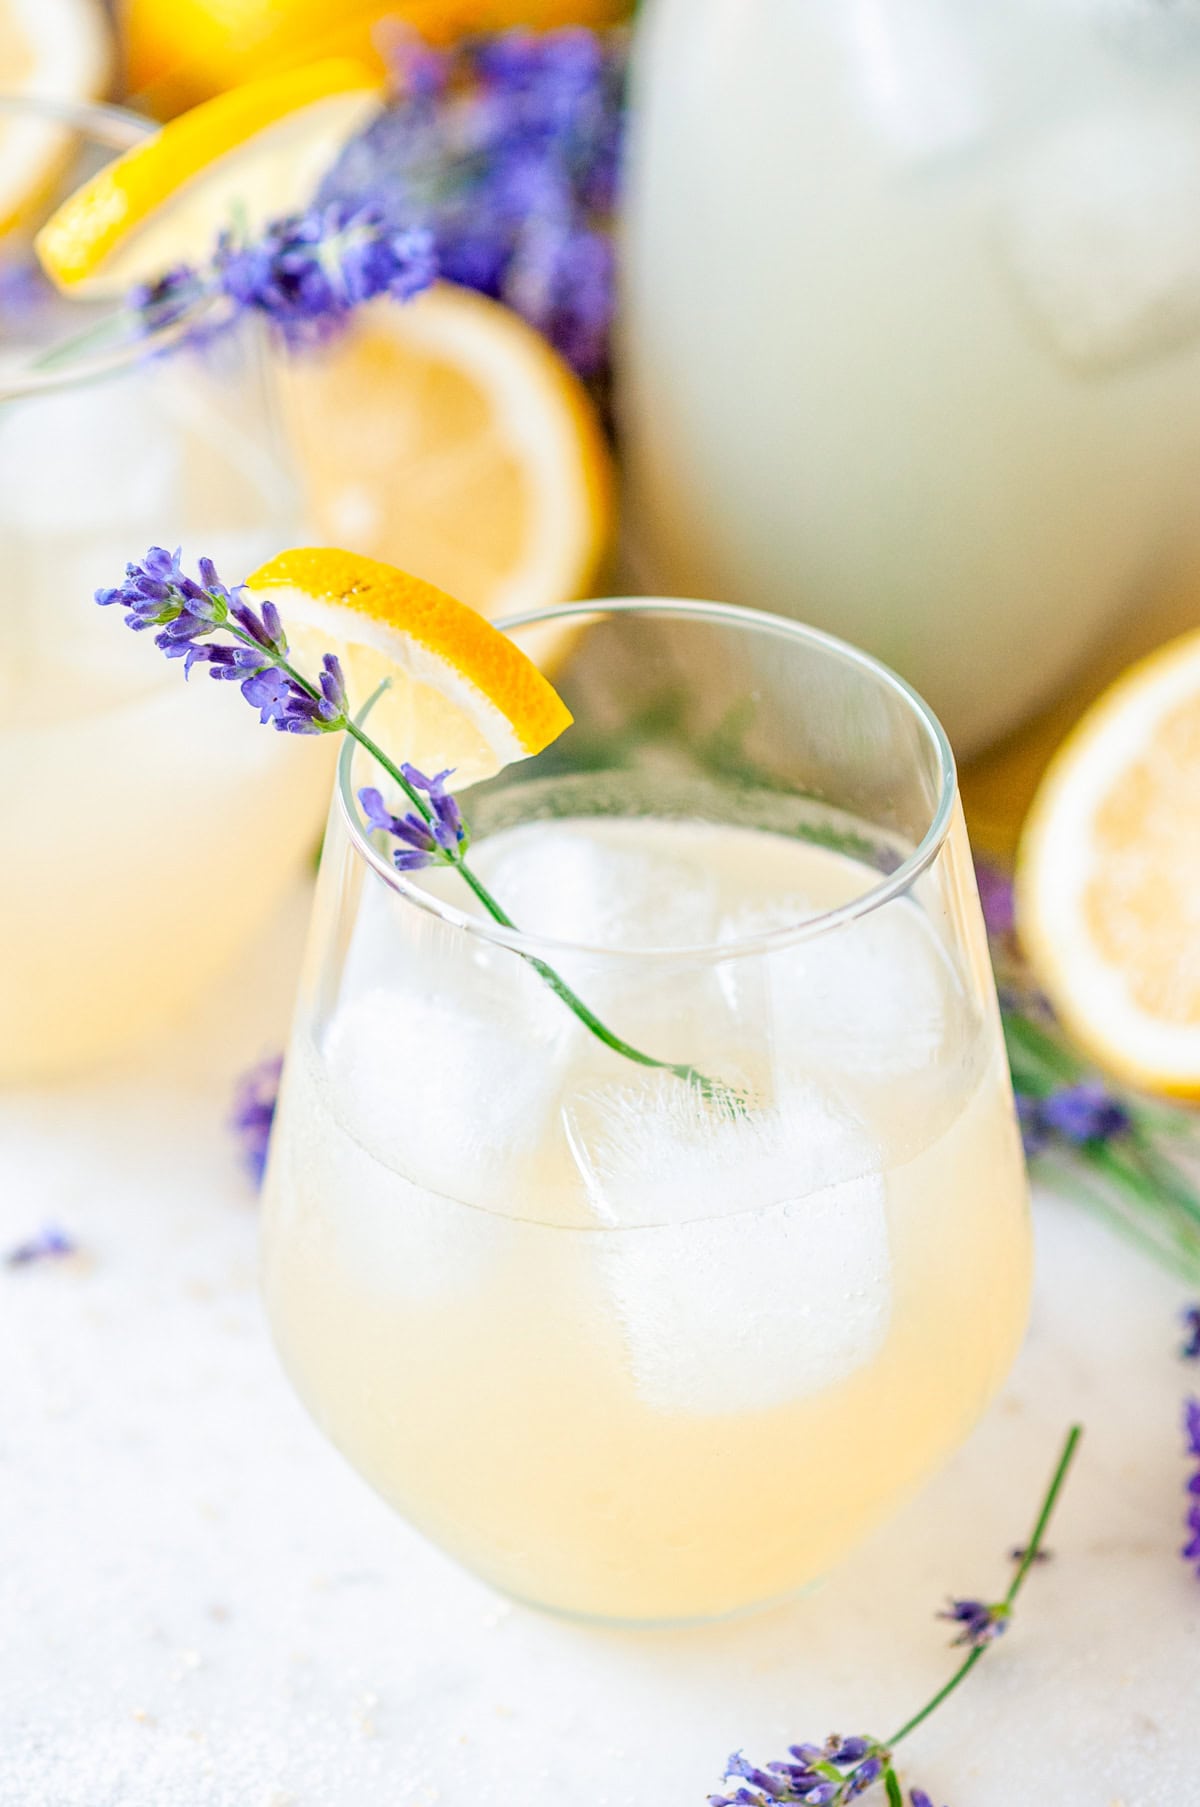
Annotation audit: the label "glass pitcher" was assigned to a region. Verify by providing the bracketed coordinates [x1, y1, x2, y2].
[620, 0, 1200, 755]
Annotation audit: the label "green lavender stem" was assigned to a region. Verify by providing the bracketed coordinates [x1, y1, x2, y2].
[232, 623, 733, 1098]
[882, 1424, 1083, 1754]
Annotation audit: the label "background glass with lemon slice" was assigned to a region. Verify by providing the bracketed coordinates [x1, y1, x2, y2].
[0, 84, 345, 1081]
[0, 43, 613, 1080]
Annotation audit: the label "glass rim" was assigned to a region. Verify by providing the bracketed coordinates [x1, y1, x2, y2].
[0, 92, 198, 401]
[335, 595, 959, 964]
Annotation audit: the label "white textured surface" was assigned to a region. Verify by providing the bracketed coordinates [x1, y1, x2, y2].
[2, 882, 1198, 1807]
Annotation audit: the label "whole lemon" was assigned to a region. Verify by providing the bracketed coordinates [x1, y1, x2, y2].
[122, 0, 631, 113]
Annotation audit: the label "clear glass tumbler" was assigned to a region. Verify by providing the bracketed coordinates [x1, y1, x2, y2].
[0, 96, 331, 1081]
[262, 598, 1032, 1624]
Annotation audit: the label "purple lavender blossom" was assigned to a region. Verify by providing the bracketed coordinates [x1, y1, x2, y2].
[975, 864, 1015, 939]
[231, 1054, 283, 1188]
[319, 25, 627, 381]
[215, 202, 436, 347]
[1182, 1304, 1200, 1361]
[96, 550, 347, 735]
[132, 202, 436, 350]
[0, 257, 58, 331]
[130, 265, 209, 335]
[709, 1739, 889, 1807]
[1015, 1093, 1047, 1160]
[6, 1225, 77, 1267]
[360, 764, 465, 872]
[1040, 1082, 1130, 1145]
[1014, 1081, 1131, 1157]
[1184, 1398, 1200, 1578]
[910, 1793, 948, 1807]
[937, 1597, 1010, 1648]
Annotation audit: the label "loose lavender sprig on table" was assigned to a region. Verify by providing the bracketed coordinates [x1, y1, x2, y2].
[980, 864, 1200, 1286]
[1184, 1400, 1200, 1580]
[97, 549, 732, 1102]
[710, 1426, 1082, 1807]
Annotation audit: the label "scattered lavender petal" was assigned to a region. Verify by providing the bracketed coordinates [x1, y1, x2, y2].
[937, 1597, 1010, 1649]
[231, 1054, 284, 1188]
[6, 1225, 77, 1268]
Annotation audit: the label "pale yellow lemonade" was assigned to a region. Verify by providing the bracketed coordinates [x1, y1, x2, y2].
[263, 815, 1031, 1622]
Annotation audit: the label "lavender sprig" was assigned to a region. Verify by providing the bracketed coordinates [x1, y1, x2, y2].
[98, 550, 735, 1103]
[1184, 1400, 1200, 1579]
[133, 201, 438, 350]
[711, 1426, 1083, 1807]
[981, 863, 1200, 1286]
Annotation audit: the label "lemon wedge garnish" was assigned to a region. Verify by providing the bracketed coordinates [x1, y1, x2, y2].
[243, 546, 574, 787]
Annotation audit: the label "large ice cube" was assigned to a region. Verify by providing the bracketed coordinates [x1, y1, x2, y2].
[1002, 111, 1200, 370]
[324, 979, 568, 1212]
[721, 894, 953, 1077]
[567, 1076, 891, 1415]
[472, 822, 721, 954]
[832, 0, 986, 164]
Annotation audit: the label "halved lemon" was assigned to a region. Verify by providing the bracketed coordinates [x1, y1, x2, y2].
[278, 284, 614, 628]
[122, 0, 632, 114]
[0, 0, 113, 236]
[1016, 628, 1200, 1095]
[242, 546, 574, 787]
[34, 57, 380, 294]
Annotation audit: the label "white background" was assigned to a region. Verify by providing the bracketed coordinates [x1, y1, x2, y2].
[3, 883, 1197, 1807]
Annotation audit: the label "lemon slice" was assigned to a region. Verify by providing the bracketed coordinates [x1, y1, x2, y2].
[0, 0, 113, 236]
[34, 57, 380, 294]
[279, 285, 614, 627]
[243, 546, 574, 787]
[1016, 628, 1200, 1095]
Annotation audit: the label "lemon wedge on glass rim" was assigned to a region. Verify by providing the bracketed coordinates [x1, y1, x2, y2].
[243, 547, 574, 788]
[33, 57, 381, 296]
[1016, 626, 1200, 1097]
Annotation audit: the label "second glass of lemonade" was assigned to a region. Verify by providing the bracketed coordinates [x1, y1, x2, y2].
[263, 599, 1032, 1623]
[0, 96, 330, 1081]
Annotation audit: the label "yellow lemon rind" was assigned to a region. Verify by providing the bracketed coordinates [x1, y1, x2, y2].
[244, 547, 575, 758]
[34, 56, 379, 289]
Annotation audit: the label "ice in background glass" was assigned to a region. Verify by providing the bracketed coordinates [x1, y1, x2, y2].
[0, 97, 331, 1081]
[262, 599, 1032, 1624]
[620, 0, 1200, 756]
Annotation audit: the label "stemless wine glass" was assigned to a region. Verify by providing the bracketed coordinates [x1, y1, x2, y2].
[262, 599, 1032, 1625]
[0, 95, 331, 1081]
